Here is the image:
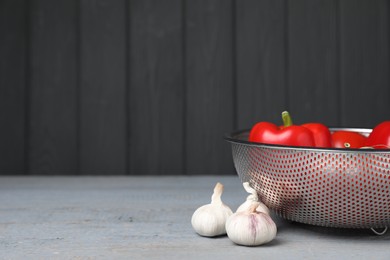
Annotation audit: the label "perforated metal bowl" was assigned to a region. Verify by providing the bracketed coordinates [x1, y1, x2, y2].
[225, 128, 390, 230]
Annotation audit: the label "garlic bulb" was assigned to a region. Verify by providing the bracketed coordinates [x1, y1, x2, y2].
[191, 182, 233, 237]
[226, 203, 277, 246]
[236, 182, 270, 215]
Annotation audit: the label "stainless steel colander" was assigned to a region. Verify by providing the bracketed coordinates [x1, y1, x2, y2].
[225, 128, 390, 230]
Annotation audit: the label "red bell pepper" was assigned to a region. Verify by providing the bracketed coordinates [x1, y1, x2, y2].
[331, 131, 367, 148]
[249, 111, 315, 147]
[365, 121, 390, 149]
[301, 123, 332, 148]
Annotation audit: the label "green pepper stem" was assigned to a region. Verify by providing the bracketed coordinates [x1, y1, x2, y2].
[282, 111, 293, 127]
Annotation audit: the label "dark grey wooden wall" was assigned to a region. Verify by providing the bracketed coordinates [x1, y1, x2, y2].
[1, 0, 389, 175]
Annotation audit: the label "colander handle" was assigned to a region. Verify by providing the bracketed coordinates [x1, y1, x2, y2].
[370, 227, 388, 235]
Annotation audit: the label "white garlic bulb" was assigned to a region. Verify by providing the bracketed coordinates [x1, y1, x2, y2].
[236, 182, 270, 215]
[226, 203, 277, 246]
[191, 182, 233, 237]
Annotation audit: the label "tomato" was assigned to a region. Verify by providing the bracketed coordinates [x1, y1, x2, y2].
[331, 131, 367, 148]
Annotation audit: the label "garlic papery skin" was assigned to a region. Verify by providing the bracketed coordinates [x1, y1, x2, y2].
[226, 203, 277, 246]
[236, 182, 270, 215]
[191, 182, 233, 237]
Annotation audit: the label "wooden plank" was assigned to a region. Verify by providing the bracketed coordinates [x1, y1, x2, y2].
[0, 0, 26, 174]
[236, 0, 286, 128]
[288, 0, 339, 126]
[80, 0, 127, 175]
[340, 0, 390, 128]
[186, 0, 234, 175]
[28, 0, 78, 174]
[129, 0, 184, 175]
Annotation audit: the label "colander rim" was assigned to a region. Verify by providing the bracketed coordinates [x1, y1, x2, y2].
[224, 127, 390, 153]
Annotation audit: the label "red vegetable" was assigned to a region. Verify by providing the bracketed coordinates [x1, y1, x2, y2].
[249, 111, 315, 147]
[331, 131, 366, 148]
[301, 123, 332, 148]
[365, 121, 390, 149]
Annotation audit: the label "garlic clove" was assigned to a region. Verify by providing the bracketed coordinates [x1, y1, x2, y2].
[191, 182, 233, 237]
[226, 204, 277, 246]
[236, 182, 270, 215]
[243, 182, 258, 202]
[237, 200, 270, 215]
[255, 202, 271, 215]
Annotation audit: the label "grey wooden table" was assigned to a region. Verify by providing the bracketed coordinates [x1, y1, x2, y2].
[1, 176, 389, 259]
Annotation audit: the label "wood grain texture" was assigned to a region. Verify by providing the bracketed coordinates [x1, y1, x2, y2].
[236, 0, 286, 128]
[288, 0, 339, 126]
[186, 0, 235, 175]
[129, 0, 184, 175]
[1, 0, 390, 175]
[80, 0, 127, 174]
[0, 0, 27, 174]
[28, 0, 79, 174]
[1, 176, 390, 258]
[339, 0, 390, 127]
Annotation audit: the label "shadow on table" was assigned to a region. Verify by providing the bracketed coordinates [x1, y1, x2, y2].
[278, 218, 390, 239]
